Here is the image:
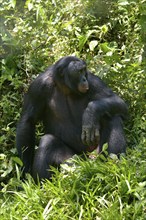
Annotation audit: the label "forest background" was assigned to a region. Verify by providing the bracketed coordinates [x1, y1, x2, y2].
[0, 0, 146, 219]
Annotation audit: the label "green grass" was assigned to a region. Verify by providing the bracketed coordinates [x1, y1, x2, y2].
[1, 0, 146, 219]
[1, 148, 146, 220]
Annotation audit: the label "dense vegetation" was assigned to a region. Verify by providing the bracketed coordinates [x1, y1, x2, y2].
[0, 0, 146, 219]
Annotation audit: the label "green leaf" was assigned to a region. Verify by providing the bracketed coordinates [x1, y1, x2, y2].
[100, 42, 111, 53]
[12, 157, 23, 166]
[9, 0, 16, 8]
[101, 25, 108, 33]
[78, 35, 88, 51]
[118, 0, 129, 6]
[89, 40, 98, 51]
[102, 143, 108, 152]
[27, 2, 33, 11]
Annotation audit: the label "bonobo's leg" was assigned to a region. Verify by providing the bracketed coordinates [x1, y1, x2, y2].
[99, 115, 126, 155]
[32, 134, 75, 182]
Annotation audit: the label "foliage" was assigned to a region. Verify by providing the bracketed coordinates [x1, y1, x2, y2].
[0, 0, 146, 219]
[1, 149, 146, 219]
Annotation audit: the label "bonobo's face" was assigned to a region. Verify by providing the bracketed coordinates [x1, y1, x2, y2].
[67, 61, 89, 94]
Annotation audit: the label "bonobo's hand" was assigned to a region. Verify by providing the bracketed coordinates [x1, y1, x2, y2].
[81, 125, 100, 146]
[81, 101, 100, 146]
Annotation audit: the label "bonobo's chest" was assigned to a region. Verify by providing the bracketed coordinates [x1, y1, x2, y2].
[48, 88, 88, 123]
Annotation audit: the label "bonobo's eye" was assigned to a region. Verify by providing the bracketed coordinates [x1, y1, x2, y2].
[78, 72, 89, 93]
[66, 60, 89, 94]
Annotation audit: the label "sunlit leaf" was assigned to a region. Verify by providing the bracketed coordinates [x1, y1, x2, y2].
[27, 2, 33, 11]
[12, 157, 23, 166]
[101, 25, 108, 33]
[9, 0, 16, 8]
[89, 40, 98, 51]
[118, 0, 129, 6]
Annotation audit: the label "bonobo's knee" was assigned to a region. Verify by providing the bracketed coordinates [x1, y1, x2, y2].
[32, 134, 75, 182]
[32, 134, 58, 181]
[108, 116, 126, 155]
[39, 134, 57, 148]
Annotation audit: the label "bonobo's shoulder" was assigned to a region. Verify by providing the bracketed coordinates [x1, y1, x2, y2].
[88, 72, 114, 96]
[88, 72, 108, 87]
[35, 67, 53, 84]
[30, 67, 54, 88]
[28, 67, 55, 96]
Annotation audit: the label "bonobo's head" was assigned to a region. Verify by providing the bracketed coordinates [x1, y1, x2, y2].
[53, 56, 89, 94]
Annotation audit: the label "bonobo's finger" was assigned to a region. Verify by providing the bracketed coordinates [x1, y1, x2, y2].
[90, 128, 100, 145]
[86, 128, 91, 146]
[81, 129, 85, 143]
[81, 126, 89, 144]
[95, 128, 100, 143]
[91, 128, 95, 144]
[81, 129, 86, 144]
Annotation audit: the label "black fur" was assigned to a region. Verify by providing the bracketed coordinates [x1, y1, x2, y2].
[16, 56, 128, 182]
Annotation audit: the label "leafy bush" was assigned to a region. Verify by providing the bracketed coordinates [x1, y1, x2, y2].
[1, 151, 146, 219]
[0, 0, 145, 219]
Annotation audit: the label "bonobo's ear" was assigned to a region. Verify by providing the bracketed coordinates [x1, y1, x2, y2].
[56, 65, 64, 77]
[53, 57, 69, 78]
[53, 65, 63, 81]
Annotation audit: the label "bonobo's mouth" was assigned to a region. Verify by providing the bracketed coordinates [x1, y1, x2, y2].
[78, 85, 89, 93]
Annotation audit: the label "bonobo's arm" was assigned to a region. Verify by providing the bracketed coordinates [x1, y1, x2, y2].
[82, 93, 128, 146]
[16, 71, 52, 174]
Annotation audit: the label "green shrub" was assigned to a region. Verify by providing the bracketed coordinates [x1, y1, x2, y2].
[0, 0, 145, 218]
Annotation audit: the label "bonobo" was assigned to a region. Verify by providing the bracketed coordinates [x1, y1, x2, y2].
[16, 56, 128, 181]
